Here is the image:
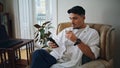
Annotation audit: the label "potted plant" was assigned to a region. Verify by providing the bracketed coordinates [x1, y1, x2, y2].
[34, 21, 53, 48]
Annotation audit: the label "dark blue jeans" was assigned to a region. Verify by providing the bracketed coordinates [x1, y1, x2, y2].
[30, 49, 57, 68]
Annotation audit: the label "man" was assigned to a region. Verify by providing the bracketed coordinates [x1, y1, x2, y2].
[31, 6, 100, 68]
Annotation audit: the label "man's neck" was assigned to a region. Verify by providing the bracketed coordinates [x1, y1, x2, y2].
[73, 24, 86, 29]
[81, 24, 86, 28]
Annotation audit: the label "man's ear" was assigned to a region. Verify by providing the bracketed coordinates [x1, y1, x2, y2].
[83, 15, 85, 20]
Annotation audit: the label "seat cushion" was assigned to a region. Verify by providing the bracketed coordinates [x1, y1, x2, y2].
[80, 60, 106, 68]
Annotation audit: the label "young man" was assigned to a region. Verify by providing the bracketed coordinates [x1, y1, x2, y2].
[31, 6, 100, 68]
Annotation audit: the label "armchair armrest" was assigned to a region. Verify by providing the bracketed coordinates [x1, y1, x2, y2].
[80, 59, 111, 68]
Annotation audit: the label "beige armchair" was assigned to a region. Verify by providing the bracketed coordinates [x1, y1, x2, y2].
[56, 22, 115, 68]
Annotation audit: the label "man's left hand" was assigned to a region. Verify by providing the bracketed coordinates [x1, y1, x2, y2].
[65, 31, 77, 42]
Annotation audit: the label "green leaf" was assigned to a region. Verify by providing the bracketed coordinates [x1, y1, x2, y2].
[40, 29, 45, 39]
[35, 38, 38, 42]
[34, 24, 41, 28]
[42, 21, 51, 26]
[35, 33, 39, 39]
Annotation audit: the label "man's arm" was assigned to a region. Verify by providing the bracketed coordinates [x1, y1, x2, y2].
[77, 42, 95, 60]
[66, 30, 96, 60]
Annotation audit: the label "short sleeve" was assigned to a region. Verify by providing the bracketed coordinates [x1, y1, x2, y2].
[90, 46, 100, 59]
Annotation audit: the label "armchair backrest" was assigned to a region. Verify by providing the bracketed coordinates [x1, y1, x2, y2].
[56, 22, 115, 61]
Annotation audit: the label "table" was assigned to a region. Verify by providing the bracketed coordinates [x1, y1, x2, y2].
[0, 39, 34, 68]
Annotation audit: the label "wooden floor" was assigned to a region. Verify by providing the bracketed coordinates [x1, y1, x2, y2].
[21, 49, 27, 60]
[20, 49, 30, 68]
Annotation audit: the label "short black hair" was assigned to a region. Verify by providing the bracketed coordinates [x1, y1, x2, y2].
[67, 6, 85, 15]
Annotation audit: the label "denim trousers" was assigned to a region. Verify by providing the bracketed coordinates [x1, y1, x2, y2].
[30, 49, 57, 68]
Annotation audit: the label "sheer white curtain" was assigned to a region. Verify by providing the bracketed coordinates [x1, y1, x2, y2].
[13, 0, 34, 39]
[47, 0, 58, 32]
[12, 0, 57, 39]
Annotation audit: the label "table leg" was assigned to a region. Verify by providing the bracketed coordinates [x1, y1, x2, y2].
[7, 49, 15, 68]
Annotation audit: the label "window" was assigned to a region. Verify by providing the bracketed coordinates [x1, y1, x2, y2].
[34, 0, 58, 34]
[35, 0, 46, 25]
[35, 0, 53, 25]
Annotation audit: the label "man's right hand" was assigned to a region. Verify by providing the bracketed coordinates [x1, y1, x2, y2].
[48, 41, 58, 48]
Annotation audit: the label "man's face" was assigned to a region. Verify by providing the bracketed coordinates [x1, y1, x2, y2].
[69, 13, 85, 29]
